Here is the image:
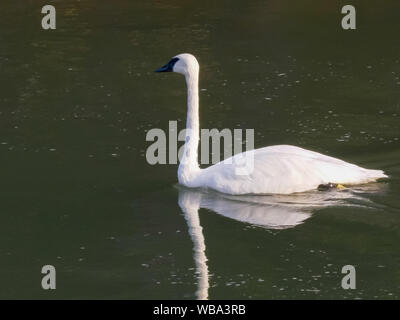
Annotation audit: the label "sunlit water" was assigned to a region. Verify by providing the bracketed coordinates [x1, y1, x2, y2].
[0, 0, 399, 299]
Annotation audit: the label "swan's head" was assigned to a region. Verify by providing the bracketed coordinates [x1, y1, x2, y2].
[155, 53, 199, 76]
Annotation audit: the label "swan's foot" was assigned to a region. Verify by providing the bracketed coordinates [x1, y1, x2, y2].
[317, 183, 346, 191]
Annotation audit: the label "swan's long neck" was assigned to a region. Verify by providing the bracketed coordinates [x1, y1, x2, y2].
[178, 69, 200, 185]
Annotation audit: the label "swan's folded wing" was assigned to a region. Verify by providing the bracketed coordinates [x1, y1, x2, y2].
[196, 145, 387, 195]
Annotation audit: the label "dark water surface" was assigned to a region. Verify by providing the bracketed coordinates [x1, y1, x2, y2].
[0, 0, 399, 299]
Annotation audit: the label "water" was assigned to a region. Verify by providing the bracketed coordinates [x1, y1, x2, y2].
[0, 0, 399, 299]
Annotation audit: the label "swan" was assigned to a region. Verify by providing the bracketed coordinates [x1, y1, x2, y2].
[156, 53, 388, 195]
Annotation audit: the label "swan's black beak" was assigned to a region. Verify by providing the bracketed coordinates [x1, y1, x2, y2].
[155, 57, 179, 73]
[155, 64, 171, 73]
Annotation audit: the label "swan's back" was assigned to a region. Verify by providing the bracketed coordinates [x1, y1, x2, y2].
[191, 145, 387, 195]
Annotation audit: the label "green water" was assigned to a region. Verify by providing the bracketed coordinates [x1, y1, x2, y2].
[0, 0, 399, 299]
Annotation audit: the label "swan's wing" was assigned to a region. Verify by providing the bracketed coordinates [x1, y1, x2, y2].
[195, 145, 387, 195]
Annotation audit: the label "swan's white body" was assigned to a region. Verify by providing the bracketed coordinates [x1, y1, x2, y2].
[157, 53, 387, 195]
[183, 145, 387, 195]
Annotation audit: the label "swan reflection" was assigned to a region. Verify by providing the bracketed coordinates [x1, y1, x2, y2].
[177, 183, 386, 299]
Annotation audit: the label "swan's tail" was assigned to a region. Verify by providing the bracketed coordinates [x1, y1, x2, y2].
[364, 169, 388, 181]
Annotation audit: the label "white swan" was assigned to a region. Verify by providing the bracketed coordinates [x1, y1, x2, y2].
[156, 53, 388, 195]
